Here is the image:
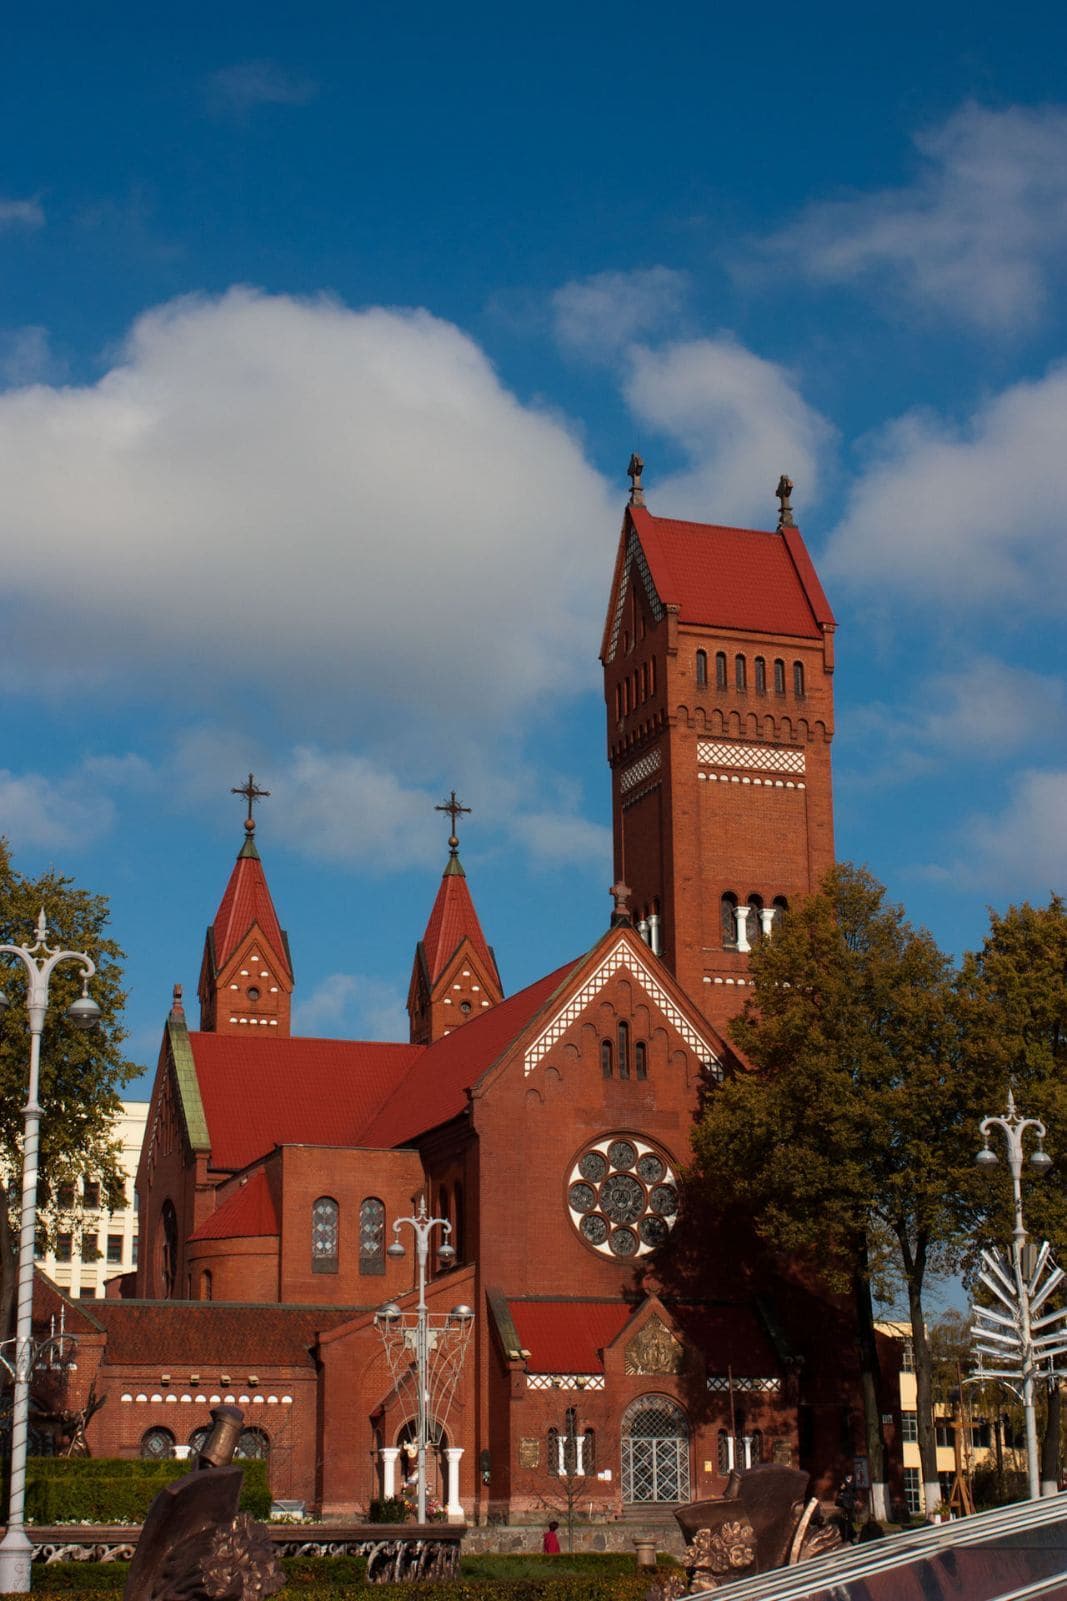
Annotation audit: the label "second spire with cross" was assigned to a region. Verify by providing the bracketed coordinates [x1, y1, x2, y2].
[231, 773, 271, 835]
[435, 791, 471, 857]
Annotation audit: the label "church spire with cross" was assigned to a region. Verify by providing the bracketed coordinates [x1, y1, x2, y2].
[407, 792, 503, 1045]
[197, 774, 294, 1036]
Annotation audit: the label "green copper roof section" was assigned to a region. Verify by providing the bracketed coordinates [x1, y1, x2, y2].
[237, 832, 261, 860]
[443, 851, 466, 878]
[168, 1015, 210, 1152]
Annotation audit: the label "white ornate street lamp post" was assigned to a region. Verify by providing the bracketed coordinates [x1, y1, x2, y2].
[374, 1199, 472, 1524]
[973, 1089, 1066, 1502]
[0, 911, 100, 1594]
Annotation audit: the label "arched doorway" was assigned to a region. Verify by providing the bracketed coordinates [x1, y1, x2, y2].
[395, 1419, 448, 1509]
[621, 1395, 690, 1505]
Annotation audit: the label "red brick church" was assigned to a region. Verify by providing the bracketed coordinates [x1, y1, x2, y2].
[63, 469, 858, 1521]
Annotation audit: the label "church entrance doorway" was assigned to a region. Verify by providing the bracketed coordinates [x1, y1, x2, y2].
[395, 1419, 448, 1511]
[621, 1396, 690, 1504]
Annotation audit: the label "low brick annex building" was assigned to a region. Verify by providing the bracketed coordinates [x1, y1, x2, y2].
[62, 472, 862, 1521]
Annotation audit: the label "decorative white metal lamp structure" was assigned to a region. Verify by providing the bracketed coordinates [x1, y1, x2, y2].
[971, 1089, 1067, 1501]
[0, 911, 100, 1593]
[374, 1198, 473, 1523]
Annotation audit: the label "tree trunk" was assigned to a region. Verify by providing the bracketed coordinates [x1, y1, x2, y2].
[852, 1256, 890, 1521]
[1041, 1381, 1062, 1497]
[901, 1232, 940, 1513]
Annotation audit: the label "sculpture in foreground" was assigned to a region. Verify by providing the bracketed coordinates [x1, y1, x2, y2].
[652, 1465, 843, 1594]
[123, 1405, 284, 1601]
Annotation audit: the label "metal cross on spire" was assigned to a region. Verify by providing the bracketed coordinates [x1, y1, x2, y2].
[231, 773, 271, 834]
[775, 474, 796, 530]
[627, 452, 646, 508]
[435, 791, 471, 855]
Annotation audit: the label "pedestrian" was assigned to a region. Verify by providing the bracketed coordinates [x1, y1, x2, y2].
[543, 1520, 561, 1554]
[835, 1474, 857, 1544]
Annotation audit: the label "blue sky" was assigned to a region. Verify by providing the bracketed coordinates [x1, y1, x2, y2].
[2, 1, 1066, 1091]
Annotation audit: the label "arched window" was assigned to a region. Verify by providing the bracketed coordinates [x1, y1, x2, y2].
[793, 661, 805, 697]
[615, 684, 623, 721]
[721, 893, 738, 948]
[618, 1021, 631, 1080]
[601, 1039, 613, 1079]
[547, 1426, 560, 1478]
[715, 652, 728, 690]
[359, 1197, 385, 1276]
[717, 1428, 732, 1474]
[748, 1429, 763, 1466]
[159, 1199, 178, 1298]
[453, 1182, 464, 1261]
[235, 1427, 270, 1460]
[622, 678, 630, 715]
[773, 896, 788, 930]
[747, 894, 765, 946]
[312, 1196, 339, 1274]
[635, 1041, 648, 1082]
[140, 1427, 175, 1460]
[735, 655, 746, 691]
[188, 1425, 211, 1457]
[695, 650, 708, 689]
[649, 657, 656, 694]
[754, 657, 766, 695]
[773, 659, 786, 695]
[200, 1269, 213, 1302]
[583, 1428, 597, 1476]
[641, 662, 649, 700]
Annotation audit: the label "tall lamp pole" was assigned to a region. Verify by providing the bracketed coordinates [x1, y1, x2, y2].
[0, 911, 100, 1594]
[379, 1200, 457, 1524]
[974, 1090, 1058, 1501]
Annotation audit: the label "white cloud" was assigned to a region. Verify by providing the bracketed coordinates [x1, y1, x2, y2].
[762, 102, 1067, 331]
[552, 268, 689, 359]
[510, 809, 612, 869]
[206, 60, 316, 114]
[269, 748, 442, 871]
[825, 363, 1067, 611]
[624, 337, 834, 527]
[293, 972, 408, 1040]
[0, 287, 616, 727]
[0, 760, 145, 852]
[947, 770, 1067, 893]
[0, 327, 63, 388]
[0, 198, 44, 232]
[916, 659, 1066, 754]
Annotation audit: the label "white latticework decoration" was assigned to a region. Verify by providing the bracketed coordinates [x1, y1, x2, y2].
[375, 1313, 474, 1448]
[619, 750, 662, 793]
[607, 530, 664, 661]
[524, 945, 719, 1076]
[526, 1374, 606, 1391]
[706, 1376, 781, 1394]
[697, 740, 805, 775]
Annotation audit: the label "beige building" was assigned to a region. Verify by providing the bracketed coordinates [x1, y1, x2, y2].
[39, 1100, 149, 1298]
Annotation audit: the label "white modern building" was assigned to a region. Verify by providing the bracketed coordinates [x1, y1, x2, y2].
[38, 1100, 149, 1298]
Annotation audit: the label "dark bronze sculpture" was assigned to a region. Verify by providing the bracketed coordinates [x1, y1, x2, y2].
[123, 1405, 285, 1601]
[649, 1464, 843, 1595]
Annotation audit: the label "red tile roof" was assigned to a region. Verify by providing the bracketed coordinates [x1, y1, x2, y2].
[212, 839, 291, 977]
[419, 858, 499, 987]
[629, 507, 834, 639]
[505, 1299, 781, 1375]
[90, 1301, 359, 1365]
[189, 1168, 279, 1241]
[507, 1300, 633, 1372]
[189, 1034, 423, 1171]
[360, 959, 577, 1148]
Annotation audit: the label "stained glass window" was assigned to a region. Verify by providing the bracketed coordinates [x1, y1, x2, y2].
[312, 1196, 339, 1273]
[360, 1197, 385, 1276]
[566, 1136, 679, 1259]
[140, 1427, 174, 1460]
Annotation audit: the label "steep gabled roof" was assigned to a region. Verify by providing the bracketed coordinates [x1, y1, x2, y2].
[605, 506, 834, 653]
[189, 1034, 423, 1171]
[418, 854, 500, 988]
[210, 833, 291, 978]
[188, 1168, 279, 1241]
[362, 959, 577, 1148]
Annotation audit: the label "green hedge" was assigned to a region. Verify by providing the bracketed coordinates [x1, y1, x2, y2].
[462, 1553, 679, 1579]
[9, 1456, 270, 1524]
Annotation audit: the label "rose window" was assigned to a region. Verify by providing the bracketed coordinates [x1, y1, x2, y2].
[567, 1136, 679, 1258]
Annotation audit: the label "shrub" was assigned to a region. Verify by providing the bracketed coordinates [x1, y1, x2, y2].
[13, 1456, 270, 1524]
[367, 1496, 410, 1523]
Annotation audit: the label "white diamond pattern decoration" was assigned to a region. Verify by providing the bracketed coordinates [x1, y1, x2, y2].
[697, 740, 805, 775]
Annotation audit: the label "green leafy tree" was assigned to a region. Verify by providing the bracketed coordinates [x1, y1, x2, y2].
[692, 864, 993, 1515]
[0, 840, 136, 1336]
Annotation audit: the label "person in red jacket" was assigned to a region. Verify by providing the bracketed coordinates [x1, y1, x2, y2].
[543, 1521, 561, 1554]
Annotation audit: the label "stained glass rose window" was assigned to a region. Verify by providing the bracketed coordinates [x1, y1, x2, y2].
[566, 1136, 679, 1258]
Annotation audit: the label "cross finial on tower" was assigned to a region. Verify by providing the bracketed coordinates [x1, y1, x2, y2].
[776, 474, 796, 530]
[231, 772, 271, 835]
[627, 452, 646, 508]
[435, 790, 472, 856]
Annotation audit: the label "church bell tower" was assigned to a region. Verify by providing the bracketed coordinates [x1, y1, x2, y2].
[600, 462, 836, 1031]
